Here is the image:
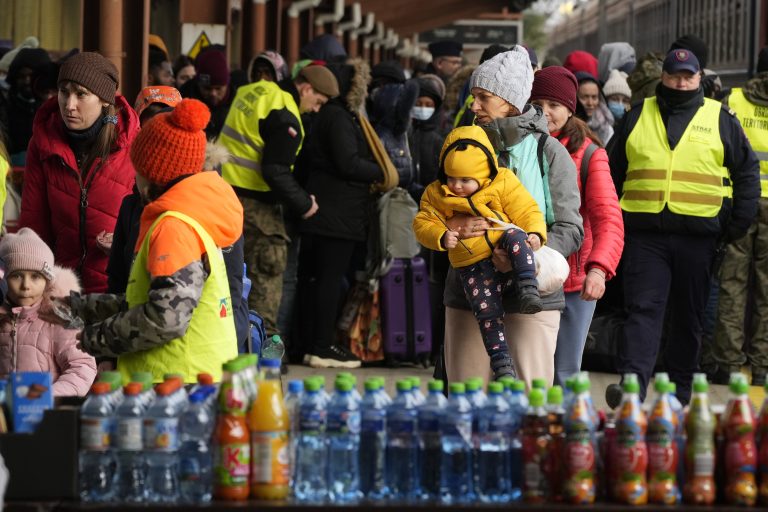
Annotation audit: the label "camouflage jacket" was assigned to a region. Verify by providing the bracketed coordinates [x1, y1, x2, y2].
[72, 260, 206, 358]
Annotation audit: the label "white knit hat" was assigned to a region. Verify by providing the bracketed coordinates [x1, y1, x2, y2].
[469, 45, 533, 113]
[602, 69, 632, 99]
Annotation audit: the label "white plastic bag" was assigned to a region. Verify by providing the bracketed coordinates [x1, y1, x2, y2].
[534, 245, 570, 295]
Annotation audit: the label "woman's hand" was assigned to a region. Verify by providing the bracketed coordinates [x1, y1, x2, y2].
[446, 214, 491, 240]
[581, 268, 606, 301]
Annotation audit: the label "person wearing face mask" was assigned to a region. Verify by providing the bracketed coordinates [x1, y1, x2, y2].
[408, 74, 445, 200]
[529, 66, 625, 386]
[219, 64, 338, 339]
[605, 49, 760, 407]
[603, 69, 632, 125]
[19, 52, 139, 294]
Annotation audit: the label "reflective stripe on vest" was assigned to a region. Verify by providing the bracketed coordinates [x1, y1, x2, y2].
[118, 211, 238, 383]
[621, 97, 731, 217]
[729, 88, 768, 198]
[220, 80, 304, 192]
[454, 95, 474, 127]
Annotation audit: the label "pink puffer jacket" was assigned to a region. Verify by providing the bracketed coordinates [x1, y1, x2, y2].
[0, 268, 96, 396]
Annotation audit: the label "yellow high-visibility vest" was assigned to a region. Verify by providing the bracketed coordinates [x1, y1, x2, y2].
[118, 211, 237, 383]
[729, 87, 768, 198]
[621, 97, 731, 217]
[220, 80, 304, 192]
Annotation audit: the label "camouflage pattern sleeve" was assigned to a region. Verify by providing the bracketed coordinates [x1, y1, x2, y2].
[79, 260, 207, 358]
[70, 292, 125, 324]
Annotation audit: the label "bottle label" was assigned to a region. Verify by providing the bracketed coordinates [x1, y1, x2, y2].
[116, 417, 143, 451]
[489, 413, 512, 433]
[215, 442, 250, 487]
[418, 414, 439, 433]
[565, 432, 595, 475]
[143, 418, 179, 451]
[299, 408, 326, 433]
[81, 417, 111, 450]
[362, 409, 385, 433]
[388, 415, 417, 434]
[250, 431, 289, 485]
[328, 410, 361, 434]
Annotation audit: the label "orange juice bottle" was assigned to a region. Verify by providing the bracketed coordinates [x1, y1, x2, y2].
[249, 358, 290, 499]
[614, 374, 648, 505]
[723, 373, 758, 506]
[213, 359, 250, 500]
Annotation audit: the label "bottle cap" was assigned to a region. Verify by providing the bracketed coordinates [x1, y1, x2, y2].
[449, 382, 466, 395]
[335, 378, 353, 392]
[654, 372, 670, 385]
[304, 378, 321, 392]
[123, 382, 143, 396]
[364, 379, 380, 392]
[547, 385, 563, 405]
[465, 378, 482, 392]
[372, 376, 385, 387]
[97, 371, 122, 391]
[261, 358, 281, 369]
[529, 388, 545, 407]
[498, 376, 515, 390]
[511, 380, 526, 392]
[396, 379, 412, 392]
[729, 376, 748, 394]
[336, 371, 356, 383]
[654, 378, 670, 393]
[154, 382, 173, 396]
[223, 360, 239, 373]
[693, 373, 709, 393]
[188, 390, 206, 403]
[622, 374, 640, 394]
[564, 376, 575, 390]
[531, 378, 547, 390]
[669, 382, 677, 393]
[164, 376, 183, 389]
[197, 373, 214, 386]
[409, 376, 421, 388]
[90, 382, 111, 394]
[246, 354, 259, 367]
[316, 375, 326, 385]
[428, 380, 444, 392]
[288, 380, 304, 393]
[488, 382, 504, 395]
[572, 376, 591, 393]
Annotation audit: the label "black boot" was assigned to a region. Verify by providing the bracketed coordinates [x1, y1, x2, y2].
[518, 279, 542, 314]
[491, 355, 518, 381]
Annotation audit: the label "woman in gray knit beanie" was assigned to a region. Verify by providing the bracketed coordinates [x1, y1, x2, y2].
[439, 45, 585, 388]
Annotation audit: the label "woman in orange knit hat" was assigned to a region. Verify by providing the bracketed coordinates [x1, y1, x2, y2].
[69, 98, 243, 383]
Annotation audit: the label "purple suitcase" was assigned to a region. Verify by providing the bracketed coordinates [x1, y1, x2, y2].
[380, 257, 432, 367]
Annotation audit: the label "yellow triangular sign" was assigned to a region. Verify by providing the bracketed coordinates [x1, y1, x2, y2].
[188, 31, 211, 59]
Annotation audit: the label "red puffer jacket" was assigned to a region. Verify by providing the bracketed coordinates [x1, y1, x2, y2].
[19, 95, 139, 293]
[559, 136, 624, 293]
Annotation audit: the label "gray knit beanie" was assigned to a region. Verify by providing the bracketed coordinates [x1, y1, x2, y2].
[469, 45, 533, 113]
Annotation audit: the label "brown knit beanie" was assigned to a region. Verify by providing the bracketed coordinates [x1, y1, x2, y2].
[130, 98, 210, 186]
[58, 52, 119, 104]
[0, 228, 55, 281]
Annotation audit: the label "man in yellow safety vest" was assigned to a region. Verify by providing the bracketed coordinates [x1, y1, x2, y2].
[606, 48, 760, 406]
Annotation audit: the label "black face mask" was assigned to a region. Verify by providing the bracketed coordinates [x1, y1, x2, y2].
[659, 84, 701, 107]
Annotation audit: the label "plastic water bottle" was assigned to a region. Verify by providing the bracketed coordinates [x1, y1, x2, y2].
[476, 382, 512, 502]
[261, 334, 285, 362]
[285, 379, 304, 484]
[98, 371, 125, 410]
[508, 380, 526, 501]
[144, 382, 181, 503]
[419, 380, 447, 500]
[163, 374, 189, 414]
[546, 386, 566, 502]
[441, 382, 474, 504]
[294, 378, 328, 502]
[409, 377, 426, 406]
[80, 382, 117, 502]
[115, 383, 147, 503]
[130, 372, 156, 411]
[327, 378, 361, 503]
[179, 390, 214, 503]
[386, 379, 420, 501]
[336, 372, 362, 403]
[360, 378, 388, 500]
[465, 377, 486, 491]
[374, 377, 392, 406]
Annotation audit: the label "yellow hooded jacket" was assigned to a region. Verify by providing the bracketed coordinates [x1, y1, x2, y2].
[413, 125, 547, 268]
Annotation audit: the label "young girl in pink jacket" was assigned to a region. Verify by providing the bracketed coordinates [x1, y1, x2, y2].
[0, 228, 96, 396]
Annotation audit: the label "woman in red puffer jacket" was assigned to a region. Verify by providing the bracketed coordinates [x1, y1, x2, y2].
[19, 52, 139, 293]
[530, 66, 624, 386]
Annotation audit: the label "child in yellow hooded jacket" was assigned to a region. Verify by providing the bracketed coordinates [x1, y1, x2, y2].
[413, 125, 547, 380]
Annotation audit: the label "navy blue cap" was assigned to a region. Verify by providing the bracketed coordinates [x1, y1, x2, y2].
[428, 40, 462, 58]
[663, 49, 700, 74]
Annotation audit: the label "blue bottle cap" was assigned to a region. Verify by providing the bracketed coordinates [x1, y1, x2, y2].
[261, 358, 281, 368]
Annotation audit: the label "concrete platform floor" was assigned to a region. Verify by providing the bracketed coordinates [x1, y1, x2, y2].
[283, 365, 767, 411]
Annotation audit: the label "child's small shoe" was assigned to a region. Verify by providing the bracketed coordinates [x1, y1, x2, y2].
[491, 355, 518, 381]
[518, 279, 542, 314]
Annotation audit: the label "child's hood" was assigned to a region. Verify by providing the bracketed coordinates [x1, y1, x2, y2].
[0, 265, 81, 318]
[437, 125, 500, 189]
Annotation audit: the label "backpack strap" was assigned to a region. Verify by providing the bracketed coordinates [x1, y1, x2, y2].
[536, 133, 547, 178]
[580, 142, 599, 194]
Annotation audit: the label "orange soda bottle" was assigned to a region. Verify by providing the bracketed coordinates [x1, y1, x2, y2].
[562, 376, 596, 504]
[213, 359, 250, 500]
[723, 373, 758, 506]
[647, 374, 680, 504]
[758, 381, 768, 505]
[613, 374, 648, 505]
[248, 358, 290, 499]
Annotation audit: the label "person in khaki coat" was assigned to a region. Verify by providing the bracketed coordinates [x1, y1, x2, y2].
[414, 125, 546, 380]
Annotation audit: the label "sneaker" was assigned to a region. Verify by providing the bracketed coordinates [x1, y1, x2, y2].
[491, 355, 517, 381]
[518, 281, 543, 315]
[605, 383, 623, 409]
[308, 345, 361, 369]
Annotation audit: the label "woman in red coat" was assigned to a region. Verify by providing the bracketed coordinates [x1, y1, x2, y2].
[530, 66, 625, 386]
[19, 52, 139, 293]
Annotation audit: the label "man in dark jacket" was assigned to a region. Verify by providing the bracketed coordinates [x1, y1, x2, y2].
[606, 49, 760, 406]
[179, 49, 232, 140]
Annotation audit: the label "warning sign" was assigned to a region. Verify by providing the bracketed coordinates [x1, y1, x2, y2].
[187, 31, 211, 59]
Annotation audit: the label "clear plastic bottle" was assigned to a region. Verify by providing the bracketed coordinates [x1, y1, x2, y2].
[130, 371, 156, 411]
[440, 382, 474, 504]
[79, 382, 117, 502]
[373, 376, 392, 406]
[360, 378, 388, 500]
[723, 373, 758, 506]
[294, 378, 328, 502]
[613, 374, 648, 505]
[336, 372, 362, 403]
[465, 377, 486, 491]
[683, 374, 716, 505]
[284, 379, 304, 485]
[326, 378, 361, 503]
[261, 334, 285, 361]
[522, 387, 550, 503]
[163, 374, 189, 415]
[508, 379, 527, 502]
[98, 371, 125, 410]
[418, 380, 447, 501]
[178, 390, 214, 503]
[386, 379, 420, 502]
[144, 382, 181, 503]
[409, 376, 426, 406]
[476, 381, 512, 503]
[115, 382, 147, 503]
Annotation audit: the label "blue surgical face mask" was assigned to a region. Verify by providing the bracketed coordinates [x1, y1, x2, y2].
[411, 106, 435, 121]
[608, 101, 626, 120]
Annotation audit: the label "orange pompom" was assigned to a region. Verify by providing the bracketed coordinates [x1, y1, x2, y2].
[169, 98, 211, 132]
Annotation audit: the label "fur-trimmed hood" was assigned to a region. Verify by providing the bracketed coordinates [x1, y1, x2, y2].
[444, 64, 477, 112]
[0, 265, 81, 318]
[326, 58, 370, 113]
[204, 140, 230, 171]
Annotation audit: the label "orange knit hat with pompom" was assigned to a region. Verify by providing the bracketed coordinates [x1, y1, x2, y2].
[130, 98, 211, 186]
